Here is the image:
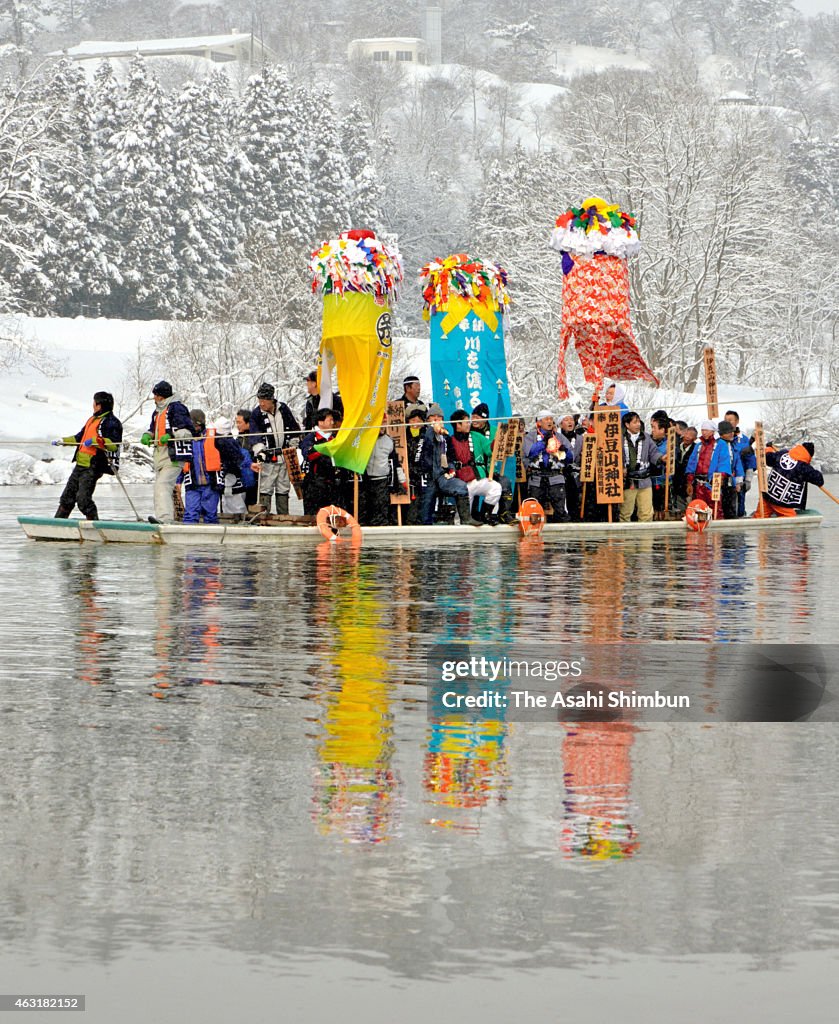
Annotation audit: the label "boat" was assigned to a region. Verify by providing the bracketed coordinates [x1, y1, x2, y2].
[17, 510, 824, 546]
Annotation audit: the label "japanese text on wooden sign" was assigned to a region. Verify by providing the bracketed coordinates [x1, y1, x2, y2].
[580, 434, 597, 483]
[594, 407, 624, 504]
[753, 421, 767, 495]
[704, 347, 719, 420]
[386, 400, 411, 504]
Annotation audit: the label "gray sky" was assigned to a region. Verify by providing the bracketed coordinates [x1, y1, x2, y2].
[793, 0, 839, 14]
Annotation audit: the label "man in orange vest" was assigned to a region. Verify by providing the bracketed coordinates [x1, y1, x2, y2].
[53, 391, 123, 520]
[174, 409, 244, 524]
[140, 380, 194, 522]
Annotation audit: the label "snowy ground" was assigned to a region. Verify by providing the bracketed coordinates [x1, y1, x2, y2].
[0, 315, 167, 485]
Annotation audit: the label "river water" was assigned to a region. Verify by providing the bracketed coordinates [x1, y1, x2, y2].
[1, 484, 838, 1022]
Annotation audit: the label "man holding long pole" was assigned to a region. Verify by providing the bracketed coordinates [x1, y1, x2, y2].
[52, 392, 123, 521]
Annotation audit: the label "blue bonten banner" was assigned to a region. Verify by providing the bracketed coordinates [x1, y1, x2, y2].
[429, 308, 511, 424]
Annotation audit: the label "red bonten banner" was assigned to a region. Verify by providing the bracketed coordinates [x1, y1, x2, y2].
[558, 254, 658, 400]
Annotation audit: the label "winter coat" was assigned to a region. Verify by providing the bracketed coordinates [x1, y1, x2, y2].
[764, 446, 824, 510]
[250, 401, 301, 459]
[523, 427, 572, 485]
[449, 429, 493, 483]
[686, 435, 716, 482]
[673, 439, 697, 494]
[174, 431, 242, 492]
[732, 432, 756, 472]
[365, 433, 405, 491]
[406, 427, 427, 491]
[300, 428, 336, 480]
[148, 398, 193, 469]
[63, 411, 123, 474]
[649, 435, 668, 486]
[421, 425, 455, 483]
[707, 438, 744, 484]
[303, 392, 344, 432]
[622, 430, 662, 490]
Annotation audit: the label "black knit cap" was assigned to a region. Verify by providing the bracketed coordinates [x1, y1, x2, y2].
[152, 380, 173, 398]
[472, 403, 490, 418]
[803, 442, 815, 457]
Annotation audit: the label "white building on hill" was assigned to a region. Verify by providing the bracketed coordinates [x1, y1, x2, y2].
[51, 32, 274, 66]
[347, 37, 428, 64]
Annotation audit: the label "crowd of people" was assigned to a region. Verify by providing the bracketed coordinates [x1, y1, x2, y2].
[51, 375, 824, 527]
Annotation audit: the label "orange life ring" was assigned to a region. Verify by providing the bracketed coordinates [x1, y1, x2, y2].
[316, 504, 362, 542]
[685, 498, 712, 533]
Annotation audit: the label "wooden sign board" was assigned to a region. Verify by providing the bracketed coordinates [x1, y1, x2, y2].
[594, 407, 624, 504]
[283, 447, 304, 500]
[513, 420, 527, 482]
[753, 421, 767, 495]
[580, 434, 597, 483]
[489, 421, 511, 479]
[666, 425, 676, 477]
[703, 347, 719, 420]
[386, 400, 411, 504]
[711, 472, 723, 504]
[501, 420, 519, 460]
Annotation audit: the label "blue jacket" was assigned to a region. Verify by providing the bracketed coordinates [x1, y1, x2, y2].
[650, 435, 668, 485]
[707, 437, 744, 483]
[732, 432, 756, 472]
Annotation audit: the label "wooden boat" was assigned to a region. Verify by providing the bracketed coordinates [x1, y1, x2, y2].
[17, 510, 824, 546]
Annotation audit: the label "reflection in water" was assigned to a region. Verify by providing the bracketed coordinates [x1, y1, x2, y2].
[423, 717, 508, 832]
[561, 723, 639, 860]
[312, 546, 400, 843]
[59, 550, 121, 689]
[3, 488, 838, 1015]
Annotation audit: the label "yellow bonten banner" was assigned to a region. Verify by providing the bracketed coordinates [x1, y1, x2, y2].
[316, 292, 393, 474]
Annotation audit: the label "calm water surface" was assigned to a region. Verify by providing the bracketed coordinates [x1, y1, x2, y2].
[1, 485, 838, 1022]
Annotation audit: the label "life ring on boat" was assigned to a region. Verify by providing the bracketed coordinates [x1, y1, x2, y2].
[685, 499, 713, 533]
[316, 504, 362, 542]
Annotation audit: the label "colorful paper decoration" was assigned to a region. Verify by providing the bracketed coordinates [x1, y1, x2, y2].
[309, 228, 403, 307]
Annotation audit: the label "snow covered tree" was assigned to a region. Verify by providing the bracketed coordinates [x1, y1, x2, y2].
[545, 64, 837, 392]
[97, 55, 178, 317]
[0, 0, 53, 78]
[472, 144, 568, 406]
[19, 59, 120, 315]
[303, 87, 353, 240]
[339, 101, 383, 230]
[237, 65, 315, 243]
[171, 72, 239, 315]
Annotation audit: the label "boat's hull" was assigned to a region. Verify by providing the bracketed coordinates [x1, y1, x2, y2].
[17, 512, 824, 546]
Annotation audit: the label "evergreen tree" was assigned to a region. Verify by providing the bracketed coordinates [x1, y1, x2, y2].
[98, 55, 178, 317]
[238, 66, 315, 243]
[24, 59, 119, 315]
[171, 73, 238, 314]
[305, 88, 353, 239]
[339, 101, 384, 230]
